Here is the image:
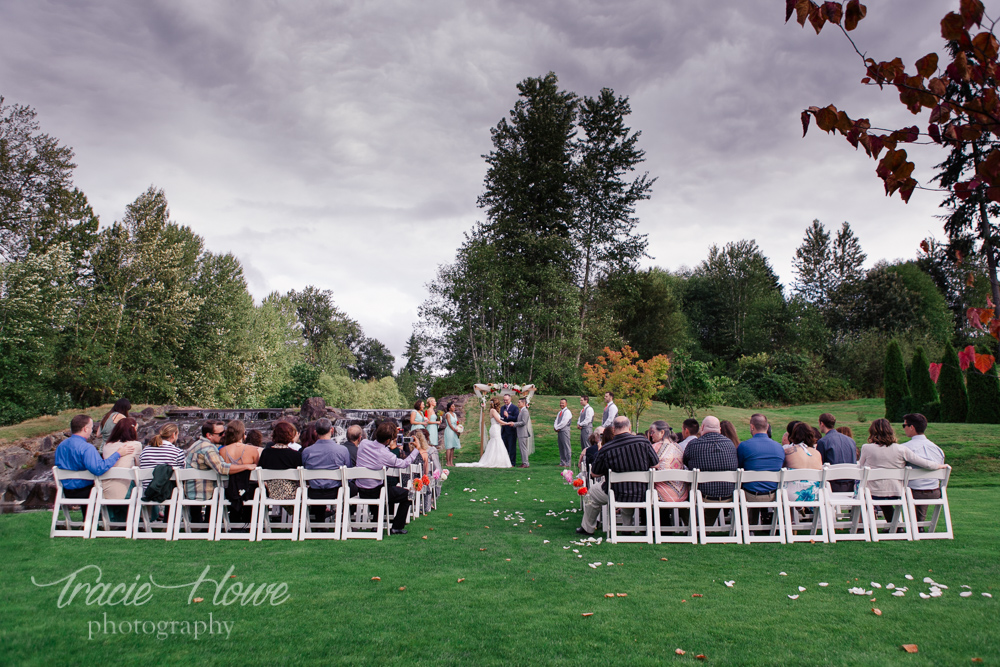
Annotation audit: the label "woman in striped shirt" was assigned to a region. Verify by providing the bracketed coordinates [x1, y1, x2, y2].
[139, 424, 185, 491]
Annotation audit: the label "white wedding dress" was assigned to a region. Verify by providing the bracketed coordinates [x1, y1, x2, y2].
[456, 416, 512, 468]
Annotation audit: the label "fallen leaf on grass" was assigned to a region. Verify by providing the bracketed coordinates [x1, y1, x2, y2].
[661, 558, 668, 561]
[617, 593, 627, 597]
[696, 655, 706, 660]
[505, 558, 511, 561]
[453, 537, 458, 540]
[870, 598, 877, 602]
[229, 575, 236, 579]
[872, 608, 882, 616]
[422, 536, 428, 540]
[193, 597, 204, 603]
[973, 658, 984, 663]
[457, 578, 465, 583]
[399, 586, 406, 591]
[448, 514, 452, 516]
[675, 648, 685, 655]
[691, 593, 703, 597]
[480, 548, 486, 551]
[901, 644, 918, 653]
[681, 599, 687, 603]
[581, 612, 593, 617]
[605, 593, 615, 598]
[371, 577, 380, 581]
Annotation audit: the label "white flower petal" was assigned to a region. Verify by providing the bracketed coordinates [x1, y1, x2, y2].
[543, 540, 550, 544]
[962, 585, 972, 589]
[779, 572, 787, 576]
[961, 591, 973, 597]
[893, 591, 906, 597]
[919, 593, 930, 599]
[871, 582, 882, 588]
[724, 581, 735, 587]
[818, 582, 829, 587]
[798, 586, 806, 592]
[788, 594, 799, 599]
[983, 593, 993, 598]
[886, 583, 895, 590]
[923, 577, 935, 584]
[905, 574, 914, 580]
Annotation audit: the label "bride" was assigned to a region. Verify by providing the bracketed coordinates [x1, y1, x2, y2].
[456, 397, 512, 468]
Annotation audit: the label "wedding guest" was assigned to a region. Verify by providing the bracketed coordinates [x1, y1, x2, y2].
[859, 418, 946, 524]
[600, 424, 614, 446]
[258, 421, 303, 501]
[54, 415, 133, 523]
[97, 398, 131, 446]
[425, 397, 441, 449]
[218, 420, 260, 524]
[296, 421, 316, 450]
[219, 420, 261, 466]
[554, 398, 573, 467]
[577, 396, 594, 456]
[102, 417, 142, 505]
[139, 424, 185, 492]
[301, 418, 352, 522]
[443, 402, 462, 467]
[343, 425, 362, 466]
[782, 421, 803, 446]
[737, 414, 784, 524]
[601, 392, 619, 429]
[816, 412, 858, 492]
[836, 425, 854, 439]
[185, 421, 254, 523]
[720, 420, 740, 448]
[245, 430, 264, 448]
[900, 413, 946, 525]
[649, 420, 688, 525]
[578, 430, 602, 470]
[678, 418, 699, 454]
[357, 421, 421, 534]
[577, 416, 657, 535]
[783, 422, 824, 502]
[683, 416, 738, 527]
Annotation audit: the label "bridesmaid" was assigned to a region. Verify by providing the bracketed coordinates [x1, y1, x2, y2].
[443, 402, 462, 467]
[410, 399, 428, 441]
[424, 397, 441, 449]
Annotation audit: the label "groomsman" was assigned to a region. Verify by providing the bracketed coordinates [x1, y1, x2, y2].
[602, 391, 618, 429]
[577, 396, 594, 456]
[553, 398, 573, 467]
[499, 393, 519, 466]
[510, 398, 532, 468]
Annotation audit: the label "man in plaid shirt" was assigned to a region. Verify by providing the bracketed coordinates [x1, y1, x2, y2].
[683, 416, 738, 527]
[577, 416, 657, 535]
[184, 420, 256, 522]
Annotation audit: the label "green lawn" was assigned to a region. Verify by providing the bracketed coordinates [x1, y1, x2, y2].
[1, 397, 998, 665]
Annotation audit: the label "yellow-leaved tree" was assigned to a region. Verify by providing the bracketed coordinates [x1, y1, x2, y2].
[582, 346, 670, 428]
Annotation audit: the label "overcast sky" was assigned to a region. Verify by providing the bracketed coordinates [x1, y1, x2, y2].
[0, 0, 966, 365]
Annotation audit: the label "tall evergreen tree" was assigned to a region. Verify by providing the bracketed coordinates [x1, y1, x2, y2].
[830, 221, 867, 288]
[883, 339, 910, 421]
[966, 360, 1000, 424]
[910, 346, 940, 418]
[792, 219, 832, 303]
[938, 341, 969, 423]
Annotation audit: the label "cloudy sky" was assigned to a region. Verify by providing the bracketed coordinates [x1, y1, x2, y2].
[0, 0, 965, 364]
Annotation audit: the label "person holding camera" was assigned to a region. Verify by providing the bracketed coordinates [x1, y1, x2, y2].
[356, 421, 422, 534]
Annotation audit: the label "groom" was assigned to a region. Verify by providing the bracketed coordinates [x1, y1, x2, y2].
[508, 397, 532, 468]
[499, 393, 519, 466]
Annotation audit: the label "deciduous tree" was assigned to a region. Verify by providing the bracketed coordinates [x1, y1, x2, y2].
[582, 345, 670, 426]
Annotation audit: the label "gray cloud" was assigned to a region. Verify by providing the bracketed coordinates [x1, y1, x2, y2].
[0, 0, 964, 364]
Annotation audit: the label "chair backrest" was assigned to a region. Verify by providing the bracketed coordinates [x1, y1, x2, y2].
[257, 467, 303, 482]
[651, 469, 696, 484]
[300, 467, 345, 482]
[345, 467, 386, 482]
[608, 470, 651, 484]
[99, 467, 137, 482]
[739, 469, 784, 484]
[824, 463, 864, 481]
[53, 467, 98, 482]
[863, 467, 908, 483]
[782, 467, 825, 484]
[174, 468, 222, 483]
[906, 466, 949, 488]
[695, 470, 740, 484]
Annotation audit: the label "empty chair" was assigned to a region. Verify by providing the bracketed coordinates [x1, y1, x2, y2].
[651, 468, 698, 544]
[695, 470, 743, 544]
[905, 466, 953, 540]
[607, 470, 654, 544]
[781, 467, 828, 543]
[863, 468, 913, 541]
[823, 464, 870, 542]
[172, 469, 221, 540]
[255, 467, 303, 541]
[132, 467, 177, 540]
[738, 470, 786, 544]
[343, 468, 389, 540]
[90, 468, 139, 538]
[299, 467, 346, 540]
[50, 468, 99, 538]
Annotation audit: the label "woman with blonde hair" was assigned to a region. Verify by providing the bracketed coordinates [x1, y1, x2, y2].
[424, 397, 441, 449]
[138, 423, 185, 491]
[859, 418, 946, 523]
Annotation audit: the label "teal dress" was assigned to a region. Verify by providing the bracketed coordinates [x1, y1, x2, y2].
[425, 408, 439, 448]
[410, 410, 427, 434]
[444, 413, 461, 450]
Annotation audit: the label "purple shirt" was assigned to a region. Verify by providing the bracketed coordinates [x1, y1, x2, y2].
[354, 439, 420, 489]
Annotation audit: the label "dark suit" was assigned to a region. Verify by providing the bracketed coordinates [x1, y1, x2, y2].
[500, 402, 519, 465]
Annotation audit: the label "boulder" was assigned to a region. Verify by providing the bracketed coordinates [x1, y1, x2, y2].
[0, 447, 32, 473]
[299, 397, 328, 422]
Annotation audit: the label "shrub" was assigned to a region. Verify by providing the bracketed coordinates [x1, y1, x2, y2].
[966, 360, 1000, 424]
[883, 340, 910, 422]
[921, 400, 941, 422]
[266, 363, 322, 409]
[910, 346, 939, 419]
[938, 341, 969, 423]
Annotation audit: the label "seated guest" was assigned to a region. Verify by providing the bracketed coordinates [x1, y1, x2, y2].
[683, 416, 738, 528]
[783, 421, 824, 502]
[185, 420, 255, 523]
[258, 421, 303, 500]
[96, 398, 131, 447]
[816, 412, 858, 492]
[54, 415, 134, 521]
[291, 421, 313, 451]
[578, 429, 602, 470]
[102, 418, 142, 520]
[343, 425, 362, 467]
[356, 421, 422, 535]
[219, 420, 261, 465]
[649, 420, 688, 526]
[576, 416, 658, 536]
[782, 421, 802, 446]
[678, 418, 699, 454]
[301, 418, 352, 522]
[737, 414, 784, 524]
[900, 413, 946, 526]
[139, 423, 185, 492]
[245, 430, 264, 448]
[720, 420, 740, 448]
[219, 420, 261, 523]
[859, 418, 946, 524]
[836, 425, 854, 438]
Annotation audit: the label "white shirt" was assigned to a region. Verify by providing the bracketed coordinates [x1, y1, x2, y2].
[900, 434, 945, 490]
[554, 407, 572, 431]
[678, 435, 697, 455]
[602, 402, 618, 429]
[577, 404, 594, 427]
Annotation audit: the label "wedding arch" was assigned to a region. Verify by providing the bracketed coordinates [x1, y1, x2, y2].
[472, 383, 537, 455]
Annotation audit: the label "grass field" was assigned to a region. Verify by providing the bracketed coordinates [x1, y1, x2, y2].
[1, 396, 998, 665]
[0, 405, 153, 445]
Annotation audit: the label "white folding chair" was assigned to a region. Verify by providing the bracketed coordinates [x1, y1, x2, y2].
[343, 468, 389, 540]
[132, 467, 178, 540]
[91, 468, 139, 538]
[214, 470, 261, 541]
[695, 470, 742, 544]
[823, 464, 870, 542]
[50, 468, 98, 538]
[651, 469, 698, 544]
[255, 468, 303, 541]
[299, 467, 346, 540]
[408, 463, 425, 521]
[864, 468, 913, 541]
[738, 470, 786, 544]
[607, 470, 654, 544]
[781, 468, 828, 543]
[172, 469, 221, 540]
[905, 465, 953, 540]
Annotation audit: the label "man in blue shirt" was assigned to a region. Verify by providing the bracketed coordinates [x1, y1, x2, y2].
[54, 415, 134, 520]
[737, 413, 785, 525]
[301, 418, 352, 523]
[816, 413, 858, 492]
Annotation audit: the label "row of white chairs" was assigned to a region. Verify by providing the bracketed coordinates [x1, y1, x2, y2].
[51, 463, 433, 541]
[601, 464, 952, 544]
